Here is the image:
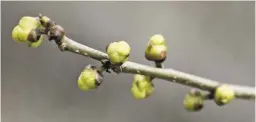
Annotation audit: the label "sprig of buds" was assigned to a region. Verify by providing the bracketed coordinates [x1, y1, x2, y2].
[11, 14, 253, 112]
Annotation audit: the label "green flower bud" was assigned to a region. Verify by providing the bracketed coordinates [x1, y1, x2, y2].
[106, 41, 131, 65]
[149, 34, 166, 46]
[183, 91, 204, 112]
[12, 16, 44, 47]
[131, 85, 147, 99]
[19, 16, 40, 29]
[145, 45, 167, 63]
[145, 34, 167, 63]
[12, 26, 26, 43]
[39, 15, 55, 28]
[77, 65, 103, 91]
[131, 74, 154, 99]
[214, 84, 235, 106]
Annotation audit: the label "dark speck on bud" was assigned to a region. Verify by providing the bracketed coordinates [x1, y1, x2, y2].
[28, 28, 43, 43]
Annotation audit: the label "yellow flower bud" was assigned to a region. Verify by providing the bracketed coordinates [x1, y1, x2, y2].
[149, 34, 166, 46]
[107, 41, 131, 65]
[13, 27, 43, 47]
[131, 75, 154, 99]
[12, 26, 25, 43]
[183, 93, 204, 112]
[12, 16, 44, 47]
[145, 45, 167, 63]
[18, 16, 40, 30]
[214, 84, 235, 106]
[145, 34, 167, 63]
[77, 65, 103, 91]
[131, 85, 147, 99]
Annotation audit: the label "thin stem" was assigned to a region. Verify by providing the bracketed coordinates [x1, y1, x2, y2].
[202, 93, 214, 100]
[61, 36, 109, 61]
[155, 62, 163, 68]
[57, 36, 255, 100]
[188, 89, 214, 100]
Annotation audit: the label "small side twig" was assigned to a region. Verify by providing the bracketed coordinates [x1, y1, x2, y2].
[155, 62, 163, 68]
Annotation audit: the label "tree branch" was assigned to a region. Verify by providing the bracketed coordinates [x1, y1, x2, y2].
[59, 36, 255, 100]
[13, 14, 255, 102]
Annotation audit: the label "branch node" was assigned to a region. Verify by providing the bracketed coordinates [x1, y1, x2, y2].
[100, 59, 113, 73]
[155, 62, 164, 68]
[58, 42, 67, 52]
[111, 66, 123, 74]
[48, 25, 65, 43]
[189, 88, 214, 100]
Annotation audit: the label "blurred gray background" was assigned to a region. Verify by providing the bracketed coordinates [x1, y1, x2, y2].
[2, 1, 255, 122]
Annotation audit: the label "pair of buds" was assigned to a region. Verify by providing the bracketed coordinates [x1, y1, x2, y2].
[105, 34, 168, 66]
[77, 40, 131, 91]
[12, 16, 44, 48]
[77, 65, 154, 100]
[77, 64, 154, 99]
[184, 85, 235, 112]
[131, 34, 167, 99]
[12, 15, 65, 48]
